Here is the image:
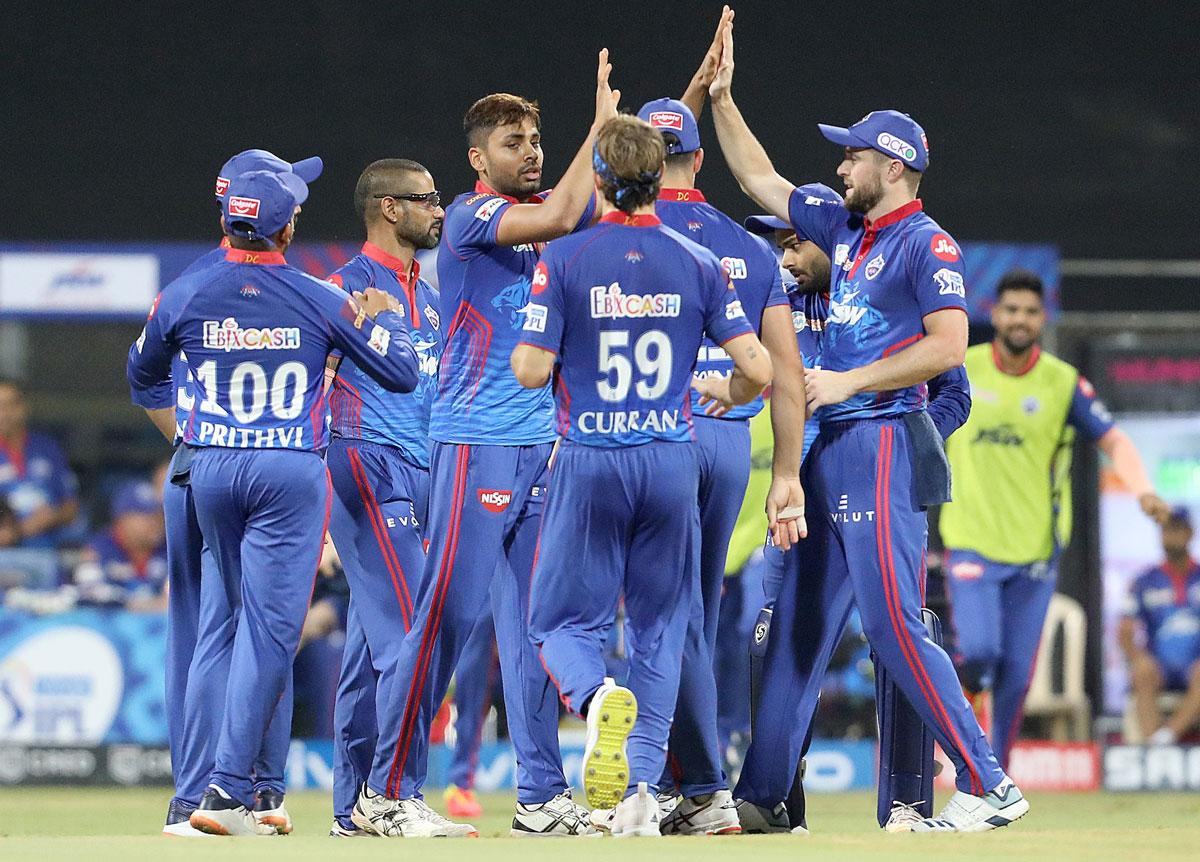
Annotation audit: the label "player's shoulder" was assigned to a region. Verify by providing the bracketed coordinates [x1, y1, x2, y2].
[900, 211, 963, 260]
[23, 430, 66, 457]
[447, 189, 509, 226]
[1034, 348, 1081, 385]
[1131, 564, 1165, 590]
[655, 223, 724, 272]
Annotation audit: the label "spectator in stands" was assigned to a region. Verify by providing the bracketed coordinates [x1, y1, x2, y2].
[1120, 506, 1200, 743]
[74, 480, 167, 611]
[0, 379, 80, 548]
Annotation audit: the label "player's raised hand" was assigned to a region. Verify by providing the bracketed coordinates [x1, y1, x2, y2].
[594, 48, 620, 124]
[1139, 492, 1171, 524]
[693, 6, 732, 92]
[355, 287, 402, 319]
[804, 366, 859, 412]
[766, 475, 807, 550]
[709, 7, 736, 99]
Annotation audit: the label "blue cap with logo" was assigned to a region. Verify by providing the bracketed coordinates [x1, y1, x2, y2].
[112, 481, 160, 518]
[637, 98, 701, 155]
[744, 184, 843, 235]
[818, 110, 929, 172]
[214, 149, 323, 199]
[222, 170, 309, 242]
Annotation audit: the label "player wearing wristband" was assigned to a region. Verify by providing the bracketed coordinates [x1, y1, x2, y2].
[515, 114, 772, 838]
[128, 168, 419, 836]
[940, 270, 1169, 766]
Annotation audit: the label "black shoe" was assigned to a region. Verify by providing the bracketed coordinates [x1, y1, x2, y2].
[165, 797, 197, 826]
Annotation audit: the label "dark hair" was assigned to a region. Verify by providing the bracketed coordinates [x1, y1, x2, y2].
[996, 269, 1045, 300]
[594, 115, 665, 214]
[353, 159, 431, 225]
[464, 94, 541, 148]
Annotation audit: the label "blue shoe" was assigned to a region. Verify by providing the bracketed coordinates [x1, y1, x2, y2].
[162, 798, 210, 837]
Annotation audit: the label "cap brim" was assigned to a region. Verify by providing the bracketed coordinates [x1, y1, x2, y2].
[277, 170, 310, 206]
[290, 155, 323, 183]
[818, 123, 864, 148]
[744, 215, 792, 234]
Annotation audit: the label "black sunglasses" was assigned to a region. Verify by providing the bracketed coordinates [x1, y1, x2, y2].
[374, 191, 441, 208]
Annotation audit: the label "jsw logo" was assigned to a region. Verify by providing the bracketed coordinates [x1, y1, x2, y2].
[827, 300, 868, 326]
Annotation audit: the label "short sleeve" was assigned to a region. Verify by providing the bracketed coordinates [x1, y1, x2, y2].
[445, 194, 514, 253]
[908, 229, 968, 319]
[572, 191, 598, 234]
[1066, 375, 1115, 442]
[701, 257, 755, 347]
[518, 253, 565, 355]
[787, 184, 845, 256]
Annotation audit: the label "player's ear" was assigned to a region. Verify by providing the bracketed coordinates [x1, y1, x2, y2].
[467, 146, 486, 175]
[693, 148, 704, 175]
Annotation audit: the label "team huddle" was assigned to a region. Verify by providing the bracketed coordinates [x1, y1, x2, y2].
[126, 7, 1039, 839]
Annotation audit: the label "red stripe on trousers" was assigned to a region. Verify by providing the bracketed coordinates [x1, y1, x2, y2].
[387, 444, 470, 796]
[875, 426, 983, 795]
[347, 448, 413, 630]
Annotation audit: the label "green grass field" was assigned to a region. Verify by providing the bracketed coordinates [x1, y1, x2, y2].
[1, 788, 1198, 861]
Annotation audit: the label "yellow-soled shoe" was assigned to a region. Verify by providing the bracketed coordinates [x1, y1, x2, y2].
[582, 678, 638, 810]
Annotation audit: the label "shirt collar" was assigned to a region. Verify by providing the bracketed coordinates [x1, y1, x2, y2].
[657, 188, 706, 203]
[474, 179, 545, 205]
[600, 212, 662, 227]
[862, 198, 923, 232]
[224, 249, 286, 265]
[219, 237, 232, 249]
[361, 242, 420, 285]
[991, 342, 1041, 377]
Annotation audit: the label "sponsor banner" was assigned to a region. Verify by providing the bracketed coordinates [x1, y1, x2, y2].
[935, 740, 1100, 791]
[0, 252, 158, 316]
[0, 609, 167, 744]
[1104, 744, 1200, 792]
[0, 744, 172, 786]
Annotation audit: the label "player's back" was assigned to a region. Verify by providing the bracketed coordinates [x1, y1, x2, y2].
[655, 192, 785, 421]
[526, 213, 750, 448]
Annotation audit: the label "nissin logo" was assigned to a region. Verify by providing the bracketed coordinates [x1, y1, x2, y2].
[478, 489, 513, 513]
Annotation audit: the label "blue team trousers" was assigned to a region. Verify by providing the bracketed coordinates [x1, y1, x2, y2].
[187, 447, 330, 807]
[368, 441, 566, 804]
[448, 611, 499, 791]
[166, 445, 292, 806]
[326, 438, 429, 824]
[945, 548, 1058, 769]
[662, 417, 750, 797]
[530, 441, 700, 795]
[734, 418, 1004, 804]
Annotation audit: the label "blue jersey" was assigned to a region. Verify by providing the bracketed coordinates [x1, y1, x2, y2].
[1066, 372, 1116, 441]
[432, 182, 595, 445]
[328, 243, 443, 468]
[654, 189, 788, 421]
[520, 211, 754, 448]
[787, 187, 968, 422]
[0, 432, 79, 549]
[74, 528, 168, 606]
[1124, 560, 1200, 675]
[168, 241, 232, 439]
[127, 247, 419, 451]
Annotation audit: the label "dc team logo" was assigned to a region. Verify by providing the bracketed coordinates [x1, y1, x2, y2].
[228, 196, 261, 218]
[648, 111, 684, 131]
[478, 489, 513, 513]
[424, 304, 440, 330]
[214, 176, 230, 197]
[864, 254, 886, 280]
[930, 233, 960, 262]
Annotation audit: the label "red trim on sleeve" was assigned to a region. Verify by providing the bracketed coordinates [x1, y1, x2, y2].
[224, 249, 286, 265]
[517, 341, 558, 355]
[657, 188, 706, 203]
[0, 433, 27, 478]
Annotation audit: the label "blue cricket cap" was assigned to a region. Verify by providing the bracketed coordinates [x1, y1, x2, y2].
[637, 98, 701, 154]
[818, 110, 929, 172]
[744, 184, 843, 235]
[1167, 506, 1193, 529]
[222, 170, 309, 242]
[214, 148, 323, 199]
[112, 481, 160, 518]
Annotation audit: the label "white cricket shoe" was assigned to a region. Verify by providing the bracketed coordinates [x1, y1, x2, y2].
[582, 678, 638, 810]
[351, 784, 478, 837]
[162, 799, 213, 837]
[189, 785, 275, 836]
[733, 798, 793, 833]
[660, 789, 742, 835]
[329, 820, 369, 837]
[912, 776, 1029, 833]
[656, 792, 680, 821]
[253, 789, 292, 834]
[510, 790, 597, 837]
[883, 800, 926, 833]
[612, 782, 661, 838]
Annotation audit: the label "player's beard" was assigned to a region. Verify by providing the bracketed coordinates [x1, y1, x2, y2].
[398, 218, 442, 251]
[844, 174, 884, 214]
[999, 329, 1037, 355]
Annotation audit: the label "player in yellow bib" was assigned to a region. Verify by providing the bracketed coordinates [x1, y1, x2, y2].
[939, 270, 1169, 767]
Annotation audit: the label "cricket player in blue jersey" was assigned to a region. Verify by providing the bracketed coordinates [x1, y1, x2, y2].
[128, 168, 419, 836]
[355, 51, 620, 838]
[706, 8, 1026, 832]
[633, 95, 807, 835]
[514, 114, 773, 838]
[320, 158, 453, 838]
[138, 149, 322, 836]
